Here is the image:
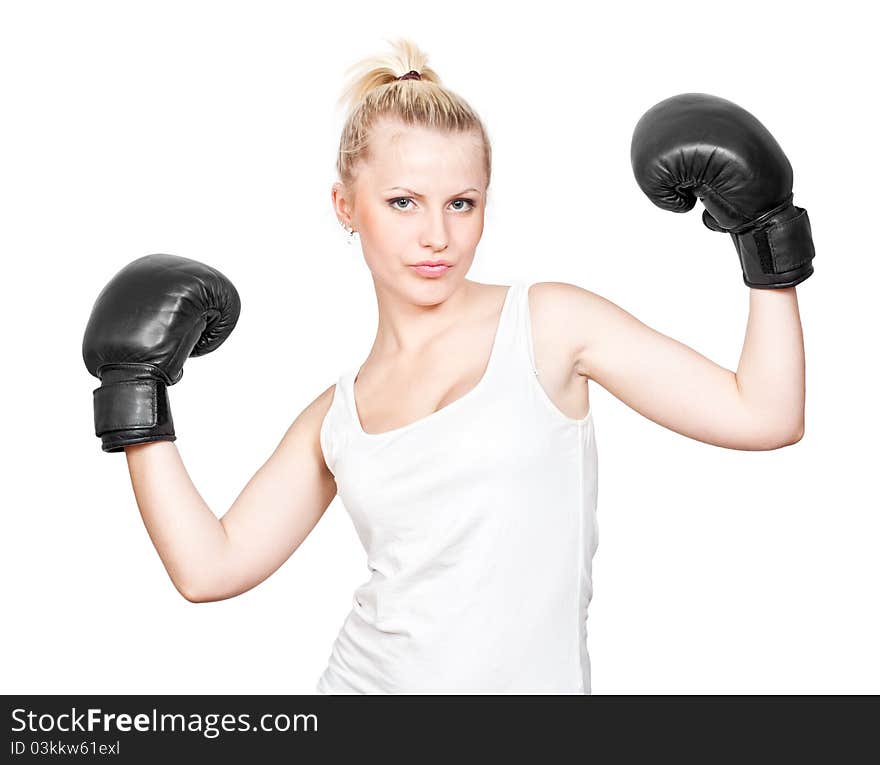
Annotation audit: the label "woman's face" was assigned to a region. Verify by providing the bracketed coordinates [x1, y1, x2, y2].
[334, 119, 487, 304]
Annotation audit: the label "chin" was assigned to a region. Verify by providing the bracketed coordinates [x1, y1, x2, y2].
[404, 271, 463, 300]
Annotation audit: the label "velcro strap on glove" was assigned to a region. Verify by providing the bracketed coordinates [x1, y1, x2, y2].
[93, 379, 165, 433]
[734, 205, 815, 289]
[92, 365, 176, 452]
[702, 199, 816, 289]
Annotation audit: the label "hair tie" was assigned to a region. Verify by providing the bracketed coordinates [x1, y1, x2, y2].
[396, 70, 421, 81]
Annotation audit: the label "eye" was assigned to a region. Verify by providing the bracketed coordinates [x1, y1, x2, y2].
[388, 197, 477, 212]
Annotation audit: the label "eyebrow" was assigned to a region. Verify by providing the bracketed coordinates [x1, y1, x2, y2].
[384, 186, 482, 197]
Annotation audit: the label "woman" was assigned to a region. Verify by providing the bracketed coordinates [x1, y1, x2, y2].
[85, 38, 809, 695]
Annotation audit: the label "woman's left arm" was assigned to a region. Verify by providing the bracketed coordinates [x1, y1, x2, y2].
[569, 91, 813, 450]
[542, 281, 804, 451]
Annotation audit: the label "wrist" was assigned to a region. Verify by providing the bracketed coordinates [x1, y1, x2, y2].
[92, 364, 176, 453]
[733, 204, 815, 289]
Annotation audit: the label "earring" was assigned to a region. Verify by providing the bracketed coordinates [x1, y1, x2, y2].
[341, 221, 358, 245]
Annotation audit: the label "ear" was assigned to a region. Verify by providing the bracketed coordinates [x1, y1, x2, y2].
[331, 181, 354, 225]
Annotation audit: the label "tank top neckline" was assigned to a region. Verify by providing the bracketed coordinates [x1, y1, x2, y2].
[343, 282, 519, 439]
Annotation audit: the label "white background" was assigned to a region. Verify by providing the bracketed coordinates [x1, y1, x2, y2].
[1, 0, 877, 694]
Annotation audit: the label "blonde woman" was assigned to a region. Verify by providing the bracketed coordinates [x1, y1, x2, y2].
[85, 38, 810, 694]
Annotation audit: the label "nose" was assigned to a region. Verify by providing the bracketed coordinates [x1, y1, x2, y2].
[420, 211, 449, 250]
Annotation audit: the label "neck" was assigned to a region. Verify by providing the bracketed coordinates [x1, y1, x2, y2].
[370, 277, 477, 356]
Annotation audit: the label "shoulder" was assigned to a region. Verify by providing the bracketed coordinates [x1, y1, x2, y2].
[527, 280, 598, 308]
[306, 383, 338, 423]
[526, 281, 606, 375]
[282, 383, 338, 447]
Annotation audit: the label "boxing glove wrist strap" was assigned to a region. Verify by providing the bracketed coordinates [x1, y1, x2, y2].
[705, 198, 815, 289]
[92, 364, 176, 453]
[735, 204, 815, 289]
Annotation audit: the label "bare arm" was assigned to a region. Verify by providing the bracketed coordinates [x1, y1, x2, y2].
[531, 282, 805, 450]
[734, 286, 805, 438]
[125, 384, 338, 602]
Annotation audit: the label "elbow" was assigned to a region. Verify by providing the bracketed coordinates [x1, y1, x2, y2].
[775, 422, 805, 449]
[747, 422, 804, 451]
[176, 580, 216, 604]
[178, 577, 242, 603]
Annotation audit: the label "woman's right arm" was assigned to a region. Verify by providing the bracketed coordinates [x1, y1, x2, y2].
[125, 384, 338, 602]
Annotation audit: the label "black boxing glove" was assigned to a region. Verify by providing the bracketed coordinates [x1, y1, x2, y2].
[630, 92, 815, 289]
[82, 253, 241, 453]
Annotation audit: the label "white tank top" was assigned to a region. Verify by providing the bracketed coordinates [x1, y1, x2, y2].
[315, 281, 599, 694]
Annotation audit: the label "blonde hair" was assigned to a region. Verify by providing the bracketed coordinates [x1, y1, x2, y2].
[335, 37, 492, 191]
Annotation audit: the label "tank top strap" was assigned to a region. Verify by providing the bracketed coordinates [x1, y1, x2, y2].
[319, 366, 359, 477]
[491, 280, 539, 379]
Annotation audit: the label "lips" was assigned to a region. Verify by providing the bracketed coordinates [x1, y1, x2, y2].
[410, 263, 452, 278]
[412, 260, 453, 267]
